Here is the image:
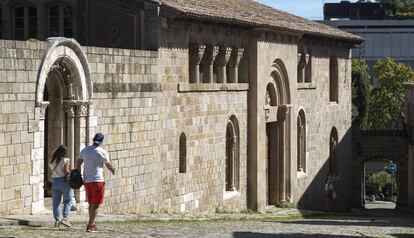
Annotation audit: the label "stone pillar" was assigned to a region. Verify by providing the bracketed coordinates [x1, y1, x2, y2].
[74, 102, 88, 203]
[216, 47, 232, 83]
[232, 135, 238, 191]
[202, 45, 219, 83]
[228, 48, 244, 83]
[278, 105, 291, 202]
[32, 102, 49, 214]
[189, 44, 206, 83]
[64, 102, 76, 169]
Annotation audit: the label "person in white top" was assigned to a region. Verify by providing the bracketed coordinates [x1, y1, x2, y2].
[49, 145, 73, 227]
[77, 133, 115, 233]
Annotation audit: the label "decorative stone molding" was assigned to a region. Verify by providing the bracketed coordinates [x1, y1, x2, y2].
[36, 37, 92, 106]
[178, 83, 249, 92]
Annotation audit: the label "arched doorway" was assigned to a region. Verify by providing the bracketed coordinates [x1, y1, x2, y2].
[35, 38, 93, 205]
[363, 158, 397, 210]
[265, 59, 291, 206]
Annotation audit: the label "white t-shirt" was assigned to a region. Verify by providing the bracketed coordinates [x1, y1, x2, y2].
[80, 145, 110, 183]
[49, 157, 70, 178]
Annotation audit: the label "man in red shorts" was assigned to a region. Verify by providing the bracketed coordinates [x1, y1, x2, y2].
[77, 133, 115, 232]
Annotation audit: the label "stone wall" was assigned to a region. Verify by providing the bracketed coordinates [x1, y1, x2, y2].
[0, 40, 46, 214]
[0, 39, 248, 215]
[295, 43, 353, 211]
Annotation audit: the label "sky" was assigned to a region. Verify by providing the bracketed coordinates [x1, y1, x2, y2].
[256, 0, 360, 20]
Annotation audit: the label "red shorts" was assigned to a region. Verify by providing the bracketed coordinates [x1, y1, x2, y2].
[84, 182, 105, 205]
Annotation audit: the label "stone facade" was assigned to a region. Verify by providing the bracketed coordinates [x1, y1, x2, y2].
[0, 0, 358, 215]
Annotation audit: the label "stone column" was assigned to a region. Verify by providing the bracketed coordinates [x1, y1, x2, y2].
[32, 102, 49, 214]
[232, 135, 238, 190]
[216, 47, 232, 83]
[189, 44, 206, 83]
[64, 102, 76, 169]
[202, 45, 219, 83]
[278, 105, 291, 202]
[228, 48, 244, 83]
[74, 102, 88, 203]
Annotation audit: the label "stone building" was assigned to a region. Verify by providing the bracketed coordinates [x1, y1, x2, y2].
[0, 0, 362, 215]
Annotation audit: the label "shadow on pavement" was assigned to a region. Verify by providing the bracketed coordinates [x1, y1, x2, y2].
[233, 232, 356, 238]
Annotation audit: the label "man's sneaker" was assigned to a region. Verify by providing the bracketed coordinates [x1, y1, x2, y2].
[60, 218, 72, 227]
[86, 224, 98, 233]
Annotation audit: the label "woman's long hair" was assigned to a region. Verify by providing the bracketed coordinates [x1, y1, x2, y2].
[50, 145, 67, 165]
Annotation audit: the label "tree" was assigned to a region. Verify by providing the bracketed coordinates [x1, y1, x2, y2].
[379, 0, 414, 19]
[366, 171, 395, 195]
[367, 58, 414, 130]
[352, 60, 371, 129]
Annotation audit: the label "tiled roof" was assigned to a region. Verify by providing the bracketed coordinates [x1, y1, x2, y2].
[159, 0, 363, 43]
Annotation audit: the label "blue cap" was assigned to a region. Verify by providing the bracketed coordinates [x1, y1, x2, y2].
[93, 133, 104, 145]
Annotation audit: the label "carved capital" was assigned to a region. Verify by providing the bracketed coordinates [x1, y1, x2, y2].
[76, 104, 88, 117]
[35, 102, 49, 120]
[189, 44, 206, 65]
[277, 105, 291, 121]
[229, 48, 244, 67]
[203, 45, 219, 65]
[215, 47, 232, 66]
[64, 104, 76, 118]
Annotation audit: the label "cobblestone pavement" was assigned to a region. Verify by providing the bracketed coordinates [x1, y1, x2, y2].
[1, 208, 413, 238]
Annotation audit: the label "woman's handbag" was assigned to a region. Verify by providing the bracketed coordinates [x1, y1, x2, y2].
[43, 180, 52, 191]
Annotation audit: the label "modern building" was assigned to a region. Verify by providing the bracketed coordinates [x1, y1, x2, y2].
[0, 0, 361, 215]
[322, 1, 414, 78]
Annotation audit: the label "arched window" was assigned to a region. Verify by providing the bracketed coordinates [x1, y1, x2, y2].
[329, 56, 338, 103]
[179, 132, 187, 173]
[49, 5, 73, 37]
[226, 116, 240, 191]
[297, 110, 306, 172]
[14, 6, 37, 40]
[329, 127, 338, 174]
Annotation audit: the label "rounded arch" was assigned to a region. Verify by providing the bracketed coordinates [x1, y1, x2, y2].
[36, 37, 92, 106]
[271, 59, 291, 105]
[329, 127, 339, 174]
[266, 83, 278, 106]
[226, 115, 240, 191]
[179, 132, 187, 173]
[297, 109, 306, 172]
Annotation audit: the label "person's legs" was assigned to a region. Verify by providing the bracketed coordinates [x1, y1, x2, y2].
[85, 182, 104, 232]
[88, 204, 99, 225]
[52, 180, 63, 222]
[62, 184, 73, 219]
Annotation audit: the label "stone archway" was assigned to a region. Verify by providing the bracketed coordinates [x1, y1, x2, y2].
[353, 131, 408, 208]
[33, 38, 94, 211]
[265, 59, 292, 206]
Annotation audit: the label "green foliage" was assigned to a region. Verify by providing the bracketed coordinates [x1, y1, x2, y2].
[367, 58, 414, 130]
[380, 0, 414, 19]
[26, 38, 39, 42]
[276, 201, 297, 209]
[366, 171, 396, 194]
[352, 60, 371, 129]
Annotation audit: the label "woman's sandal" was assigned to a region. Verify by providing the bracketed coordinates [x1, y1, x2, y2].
[60, 218, 72, 227]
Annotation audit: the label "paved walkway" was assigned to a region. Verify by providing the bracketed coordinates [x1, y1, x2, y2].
[0, 207, 413, 237]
